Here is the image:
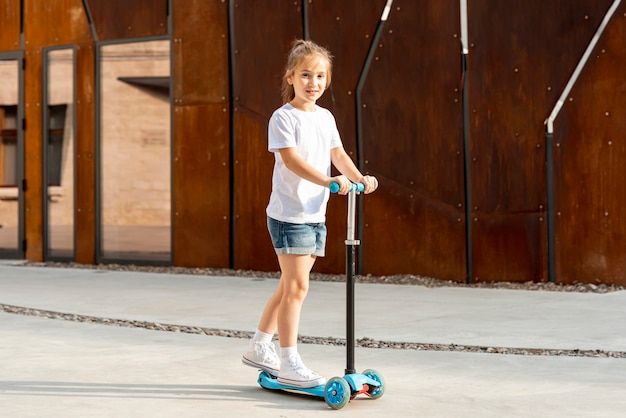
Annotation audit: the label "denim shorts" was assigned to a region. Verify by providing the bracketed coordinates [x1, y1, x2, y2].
[267, 217, 327, 257]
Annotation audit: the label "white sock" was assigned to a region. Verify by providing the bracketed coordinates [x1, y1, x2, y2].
[252, 329, 274, 344]
[280, 346, 298, 360]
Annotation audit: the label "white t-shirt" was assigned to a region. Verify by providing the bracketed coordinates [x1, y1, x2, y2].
[266, 103, 343, 223]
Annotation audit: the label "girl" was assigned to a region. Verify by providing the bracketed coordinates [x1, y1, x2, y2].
[242, 39, 378, 388]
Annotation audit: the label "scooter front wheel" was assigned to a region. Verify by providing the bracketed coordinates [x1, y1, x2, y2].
[362, 369, 385, 399]
[324, 377, 351, 410]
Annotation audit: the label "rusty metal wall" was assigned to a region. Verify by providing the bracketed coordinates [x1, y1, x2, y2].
[84, 0, 168, 41]
[357, 0, 467, 280]
[74, 41, 97, 264]
[553, 2, 626, 285]
[467, 0, 614, 282]
[3, 1, 626, 285]
[231, 0, 303, 272]
[0, 0, 21, 51]
[172, 0, 230, 268]
[23, 0, 95, 261]
[308, 0, 390, 274]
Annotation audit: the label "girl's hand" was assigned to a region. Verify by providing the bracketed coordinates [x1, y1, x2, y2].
[329, 175, 352, 195]
[359, 175, 379, 194]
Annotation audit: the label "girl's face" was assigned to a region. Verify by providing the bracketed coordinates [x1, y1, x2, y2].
[287, 56, 330, 111]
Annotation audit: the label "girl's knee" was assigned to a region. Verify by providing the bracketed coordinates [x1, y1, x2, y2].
[283, 277, 309, 298]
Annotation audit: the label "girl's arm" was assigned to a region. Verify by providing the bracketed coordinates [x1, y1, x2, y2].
[278, 146, 378, 195]
[278, 147, 352, 194]
[331, 146, 378, 194]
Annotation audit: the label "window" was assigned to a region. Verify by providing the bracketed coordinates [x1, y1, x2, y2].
[0, 105, 17, 187]
[46, 104, 67, 187]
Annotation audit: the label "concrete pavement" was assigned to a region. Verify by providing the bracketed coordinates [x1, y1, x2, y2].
[1, 261, 625, 417]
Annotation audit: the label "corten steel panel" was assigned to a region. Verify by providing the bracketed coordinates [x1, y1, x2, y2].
[231, 0, 303, 271]
[358, 1, 466, 280]
[173, 105, 230, 267]
[23, 0, 94, 262]
[467, 0, 613, 282]
[85, 0, 167, 41]
[172, 0, 230, 268]
[75, 42, 96, 264]
[553, 5, 626, 286]
[308, 0, 389, 274]
[24, 0, 92, 46]
[233, 110, 277, 271]
[172, 0, 228, 105]
[0, 0, 21, 51]
[23, 47, 43, 260]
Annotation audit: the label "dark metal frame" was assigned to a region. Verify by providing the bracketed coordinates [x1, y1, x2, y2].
[0, 51, 25, 259]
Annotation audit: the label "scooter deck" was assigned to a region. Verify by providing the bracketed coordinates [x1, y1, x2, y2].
[257, 370, 326, 398]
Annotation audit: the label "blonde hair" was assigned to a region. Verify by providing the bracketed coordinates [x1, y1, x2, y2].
[281, 39, 334, 104]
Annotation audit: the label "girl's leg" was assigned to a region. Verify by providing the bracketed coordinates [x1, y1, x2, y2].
[274, 253, 326, 388]
[241, 254, 315, 378]
[256, 279, 283, 335]
[276, 253, 316, 347]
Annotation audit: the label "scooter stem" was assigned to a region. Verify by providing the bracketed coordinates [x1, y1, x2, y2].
[345, 187, 360, 375]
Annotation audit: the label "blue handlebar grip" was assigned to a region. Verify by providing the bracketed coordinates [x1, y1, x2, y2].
[329, 182, 365, 193]
[354, 182, 365, 192]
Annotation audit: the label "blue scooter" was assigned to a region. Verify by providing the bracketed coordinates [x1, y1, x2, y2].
[257, 182, 385, 410]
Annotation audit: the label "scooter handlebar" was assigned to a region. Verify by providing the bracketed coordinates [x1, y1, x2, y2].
[329, 181, 365, 193]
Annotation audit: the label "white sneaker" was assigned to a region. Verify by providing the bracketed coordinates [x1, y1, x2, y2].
[242, 340, 281, 377]
[277, 355, 326, 388]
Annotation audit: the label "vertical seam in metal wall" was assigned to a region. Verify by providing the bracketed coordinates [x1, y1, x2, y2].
[302, 0, 309, 40]
[71, 45, 78, 261]
[460, 0, 473, 284]
[228, 0, 236, 268]
[19, 0, 24, 49]
[94, 42, 102, 263]
[461, 52, 472, 284]
[81, 0, 99, 43]
[41, 49, 49, 259]
[354, 1, 393, 274]
[168, 0, 174, 265]
[19, 50, 25, 257]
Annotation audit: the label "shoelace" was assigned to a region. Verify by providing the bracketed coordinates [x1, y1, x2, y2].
[288, 357, 315, 378]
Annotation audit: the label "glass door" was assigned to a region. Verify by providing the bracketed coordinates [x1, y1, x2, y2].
[43, 47, 76, 260]
[97, 39, 171, 263]
[0, 53, 24, 259]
